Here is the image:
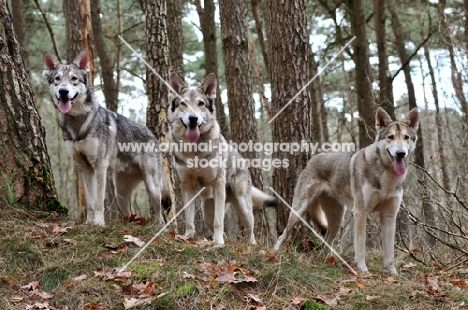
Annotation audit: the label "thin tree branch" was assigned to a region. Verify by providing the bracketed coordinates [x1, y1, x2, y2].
[33, 0, 61, 61]
[391, 32, 432, 81]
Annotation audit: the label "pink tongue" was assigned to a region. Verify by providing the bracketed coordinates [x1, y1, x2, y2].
[58, 100, 72, 114]
[186, 126, 200, 142]
[394, 159, 406, 176]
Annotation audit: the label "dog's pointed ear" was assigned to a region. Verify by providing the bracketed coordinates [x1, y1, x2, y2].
[200, 73, 217, 99]
[169, 72, 186, 95]
[73, 49, 89, 71]
[404, 108, 419, 131]
[43, 51, 59, 76]
[375, 107, 393, 131]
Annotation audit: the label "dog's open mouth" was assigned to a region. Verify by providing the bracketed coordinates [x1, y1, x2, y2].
[57, 93, 78, 114]
[387, 149, 406, 176]
[180, 118, 201, 142]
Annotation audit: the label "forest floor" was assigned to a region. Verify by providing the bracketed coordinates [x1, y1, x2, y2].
[0, 206, 467, 310]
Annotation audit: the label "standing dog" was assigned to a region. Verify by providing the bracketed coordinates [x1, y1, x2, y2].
[168, 73, 277, 246]
[274, 108, 419, 274]
[43, 50, 171, 225]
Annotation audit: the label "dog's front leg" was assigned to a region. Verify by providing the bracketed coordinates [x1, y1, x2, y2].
[380, 198, 400, 275]
[181, 184, 197, 238]
[353, 194, 368, 273]
[81, 163, 107, 226]
[212, 179, 226, 246]
[93, 164, 107, 225]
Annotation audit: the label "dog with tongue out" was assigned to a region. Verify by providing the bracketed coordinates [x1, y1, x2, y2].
[273, 107, 419, 276]
[167, 73, 280, 246]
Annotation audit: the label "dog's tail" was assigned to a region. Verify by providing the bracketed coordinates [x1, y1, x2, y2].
[309, 202, 328, 236]
[160, 170, 172, 214]
[252, 186, 278, 209]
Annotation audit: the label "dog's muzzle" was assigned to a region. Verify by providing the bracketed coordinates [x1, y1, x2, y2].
[387, 149, 407, 176]
[56, 88, 78, 114]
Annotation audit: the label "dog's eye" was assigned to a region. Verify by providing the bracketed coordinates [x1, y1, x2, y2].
[387, 135, 394, 140]
[404, 135, 410, 140]
[180, 101, 187, 106]
[198, 100, 205, 106]
[54, 76, 60, 81]
[71, 76, 78, 82]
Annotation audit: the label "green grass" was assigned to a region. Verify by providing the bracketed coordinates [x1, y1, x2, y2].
[0, 205, 467, 309]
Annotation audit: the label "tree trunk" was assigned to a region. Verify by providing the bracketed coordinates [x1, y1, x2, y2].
[438, 0, 468, 127]
[417, 2, 451, 210]
[309, 49, 326, 145]
[167, 0, 185, 77]
[145, 0, 177, 227]
[0, 0, 61, 211]
[373, 0, 394, 119]
[267, 0, 312, 231]
[11, 0, 29, 74]
[347, 0, 374, 148]
[388, 0, 435, 246]
[63, 0, 93, 80]
[90, 0, 119, 112]
[219, 0, 262, 188]
[63, 0, 93, 220]
[167, 0, 186, 230]
[247, 28, 271, 121]
[251, 0, 269, 77]
[193, 0, 230, 139]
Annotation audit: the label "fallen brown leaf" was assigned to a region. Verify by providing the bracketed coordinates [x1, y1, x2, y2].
[424, 274, 440, 296]
[451, 279, 468, 289]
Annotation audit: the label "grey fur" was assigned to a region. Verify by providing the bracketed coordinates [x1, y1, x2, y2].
[168, 73, 278, 246]
[43, 50, 170, 225]
[274, 107, 419, 275]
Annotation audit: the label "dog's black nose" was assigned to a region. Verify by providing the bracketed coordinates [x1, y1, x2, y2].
[395, 150, 406, 158]
[58, 88, 69, 97]
[188, 115, 198, 124]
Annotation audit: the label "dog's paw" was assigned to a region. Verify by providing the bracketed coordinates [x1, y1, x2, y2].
[184, 230, 195, 239]
[86, 211, 105, 226]
[212, 234, 225, 247]
[356, 262, 368, 274]
[386, 266, 398, 276]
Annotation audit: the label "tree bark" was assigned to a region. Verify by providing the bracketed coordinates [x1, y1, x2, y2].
[373, 0, 395, 119]
[90, 0, 119, 112]
[267, 0, 312, 231]
[347, 0, 375, 148]
[167, 0, 185, 77]
[11, 0, 29, 74]
[63, 0, 93, 220]
[167, 0, 186, 229]
[0, 0, 61, 211]
[63, 0, 93, 80]
[193, 0, 230, 139]
[251, 0, 269, 77]
[145, 0, 177, 226]
[309, 49, 326, 145]
[219, 0, 262, 188]
[247, 28, 271, 121]
[388, 0, 435, 246]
